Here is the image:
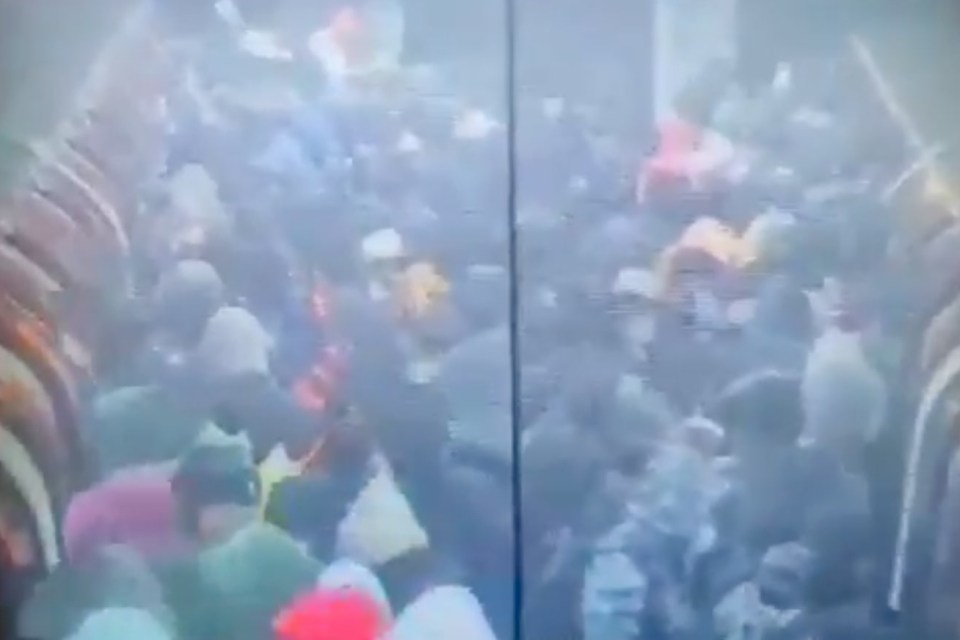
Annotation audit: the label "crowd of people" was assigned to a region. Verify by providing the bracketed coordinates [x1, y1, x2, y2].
[10, 4, 920, 640]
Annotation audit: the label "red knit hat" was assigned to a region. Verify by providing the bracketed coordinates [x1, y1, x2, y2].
[275, 589, 387, 640]
[638, 116, 704, 199]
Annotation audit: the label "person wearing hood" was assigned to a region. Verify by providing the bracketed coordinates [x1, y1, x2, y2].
[63, 462, 193, 565]
[276, 557, 497, 640]
[188, 305, 319, 460]
[193, 305, 274, 385]
[85, 379, 215, 475]
[131, 259, 227, 386]
[268, 448, 498, 640]
[167, 432, 320, 640]
[707, 370, 810, 550]
[152, 259, 226, 346]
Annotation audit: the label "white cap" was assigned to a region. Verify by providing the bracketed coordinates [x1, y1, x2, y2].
[453, 110, 500, 140]
[396, 130, 424, 154]
[612, 268, 657, 298]
[361, 228, 406, 263]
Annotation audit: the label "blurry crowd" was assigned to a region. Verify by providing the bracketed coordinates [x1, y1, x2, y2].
[12, 3, 918, 640]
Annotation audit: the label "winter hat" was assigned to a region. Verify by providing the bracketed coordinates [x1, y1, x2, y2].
[336, 462, 430, 567]
[153, 260, 224, 310]
[274, 589, 387, 640]
[802, 329, 886, 447]
[199, 523, 321, 640]
[742, 209, 798, 268]
[317, 559, 392, 622]
[453, 109, 500, 140]
[611, 268, 658, 300]
[172, 429, 257, 511]
[194, 306, 273, 380]
[361, 228, 406, 264]
[67, 608, 171, 640]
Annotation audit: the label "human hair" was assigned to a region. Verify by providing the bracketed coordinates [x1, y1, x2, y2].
[708, 370, 804, 446]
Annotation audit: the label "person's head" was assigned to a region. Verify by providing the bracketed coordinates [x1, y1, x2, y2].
[708, 370, 804, 456]
[274, 587, 388, 640]
[191, 306, 274, 401]
[151, 259, 225, 344]
[171, 435, 260, 545]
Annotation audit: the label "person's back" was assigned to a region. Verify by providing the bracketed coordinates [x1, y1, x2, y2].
[63, 465, 189, 564]
[86, 385, 209, 474]
[197, 522, 320, 640]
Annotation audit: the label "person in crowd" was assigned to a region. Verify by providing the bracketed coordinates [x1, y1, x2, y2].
[84, 381, 213, 475]
[151, 259, 227, 349]
[18, 545, 174, 640]
[21, 27, 918, 640]
[166, 432, 319, 640]
[62, 462, 190, 565]
[708, 370, 810, 550]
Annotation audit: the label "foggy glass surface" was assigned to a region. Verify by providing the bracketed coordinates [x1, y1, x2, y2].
[1, 1, 960, 640]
